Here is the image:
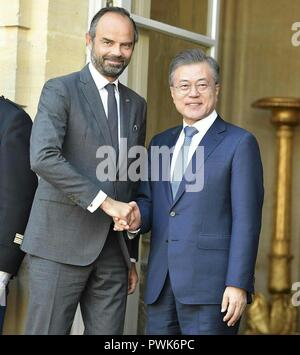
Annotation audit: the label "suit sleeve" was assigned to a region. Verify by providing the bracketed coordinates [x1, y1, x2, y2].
[136, 137, 154, 235]
[0, 110, 38, 275]
[30, 79, 101, 209]
[128, 99, 147, 261]
[225, 133, 264, 293]
[124, 232, 140, 261]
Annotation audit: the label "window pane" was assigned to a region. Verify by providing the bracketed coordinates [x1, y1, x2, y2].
[150, 0, 208, 35]
[146, 31, 208, 141]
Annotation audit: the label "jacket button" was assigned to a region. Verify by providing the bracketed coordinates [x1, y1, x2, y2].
[170, 211, 176, 217]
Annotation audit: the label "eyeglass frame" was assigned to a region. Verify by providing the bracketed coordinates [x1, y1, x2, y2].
[171, 80, 219, 96]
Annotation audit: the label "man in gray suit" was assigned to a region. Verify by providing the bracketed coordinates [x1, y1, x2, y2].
[22, 7, 147, 335]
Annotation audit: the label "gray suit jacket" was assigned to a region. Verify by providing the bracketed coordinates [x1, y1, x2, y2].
[22, 65, 147, 268]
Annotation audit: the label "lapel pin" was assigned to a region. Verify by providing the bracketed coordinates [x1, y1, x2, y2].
[133, 125, 138, 131]
[126, 99, 130, 103]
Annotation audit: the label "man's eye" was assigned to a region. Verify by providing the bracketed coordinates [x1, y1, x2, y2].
[180, 85, 189, 90]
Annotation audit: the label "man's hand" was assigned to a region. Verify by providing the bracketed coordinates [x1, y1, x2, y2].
[100, 197, 134, 228]
[128, 262, 139, 295]
[113, 202, 141, 232]
[221, 286, 247, 327]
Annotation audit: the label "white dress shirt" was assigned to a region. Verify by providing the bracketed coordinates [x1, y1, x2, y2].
[87, 63, 121, 213]
[170, 110, 218, 181]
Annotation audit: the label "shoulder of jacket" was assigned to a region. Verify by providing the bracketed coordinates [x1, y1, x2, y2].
[0, 95, 24, 111]
[46, 70, 80, 85]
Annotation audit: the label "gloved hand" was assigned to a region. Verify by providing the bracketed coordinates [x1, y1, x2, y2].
[0, 272, 11, 307]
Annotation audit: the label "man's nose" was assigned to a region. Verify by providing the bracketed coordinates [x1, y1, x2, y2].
[189, 85, 200, 97]
[111, 44, 122, 57]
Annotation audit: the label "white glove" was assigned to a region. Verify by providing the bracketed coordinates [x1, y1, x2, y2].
[0, 272, 11, 307]
[0, 284, 6, 307]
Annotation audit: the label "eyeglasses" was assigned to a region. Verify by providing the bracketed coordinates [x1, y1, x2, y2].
[173, 82, 215, 96]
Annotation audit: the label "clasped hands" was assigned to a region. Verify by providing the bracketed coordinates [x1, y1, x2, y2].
[101, 197, 141, 232]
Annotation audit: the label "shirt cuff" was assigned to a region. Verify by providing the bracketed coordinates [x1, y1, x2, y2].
[127, 229, 141, 240]
[130, 258, 137, 263]
[87, 191, 107, 213]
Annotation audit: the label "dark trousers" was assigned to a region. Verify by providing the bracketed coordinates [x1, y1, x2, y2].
[0, 306, 6, 335]
[147, 274, 240, 335]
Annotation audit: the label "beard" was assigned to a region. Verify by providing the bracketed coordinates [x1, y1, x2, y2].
[90, 45, 129, 78]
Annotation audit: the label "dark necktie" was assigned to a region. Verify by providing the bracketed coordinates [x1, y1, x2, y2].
[105, 83, 119, 159]
[171, 126, 198, 198]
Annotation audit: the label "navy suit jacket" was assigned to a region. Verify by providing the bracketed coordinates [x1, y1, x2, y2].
[0, 96, 38, 275]
[136, 116, 264, 305]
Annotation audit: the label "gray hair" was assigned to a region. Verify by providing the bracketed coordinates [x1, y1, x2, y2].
[169, 48, 220, 86]
[89, 6, 139, 44]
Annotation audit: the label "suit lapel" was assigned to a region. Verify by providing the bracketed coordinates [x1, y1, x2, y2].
[162, 126, 182, 205]
[199, 116, 227, 164]
[118, 83, 131, 141]
[79, 65, 114, 150]
[117, 84, 132, 179]
[171, 116, 227, 207]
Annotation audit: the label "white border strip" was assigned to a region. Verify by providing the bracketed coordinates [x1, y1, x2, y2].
[88, 0, 105, 27]
[208, 0, 221, 58]
[88, 0, 220, 55]
[132, 14, 216, 47]
[114, 0, 132, 11]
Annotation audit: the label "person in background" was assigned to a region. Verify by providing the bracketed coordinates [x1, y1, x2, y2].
[0, 96, 38, 334]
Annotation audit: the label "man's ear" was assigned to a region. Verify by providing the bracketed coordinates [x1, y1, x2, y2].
[170, 87, 175, 102]
[86, 33, 92, 48]
[215, 84, 221, 101]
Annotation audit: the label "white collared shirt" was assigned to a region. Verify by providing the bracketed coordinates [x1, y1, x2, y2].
[88, 62, 121, 140]
[170, 110, 218, 181]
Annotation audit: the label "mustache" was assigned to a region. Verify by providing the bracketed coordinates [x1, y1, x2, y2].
[103, 56, 126, 63]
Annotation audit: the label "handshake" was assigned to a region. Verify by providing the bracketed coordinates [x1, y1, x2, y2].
[101, 197, 141, 232]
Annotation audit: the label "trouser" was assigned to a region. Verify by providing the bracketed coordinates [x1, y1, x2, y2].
[147, 274, 240, 335]
[0, 306, 6, 335]
[25, 231, 128, 335]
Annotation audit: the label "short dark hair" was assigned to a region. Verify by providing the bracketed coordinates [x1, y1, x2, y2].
[169, 48, 220, 86]
[89, 7, 139, 44]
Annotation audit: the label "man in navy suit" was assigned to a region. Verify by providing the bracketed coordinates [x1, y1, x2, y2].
[0, 96, 38, 334]
[114, 48, 264, 335]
